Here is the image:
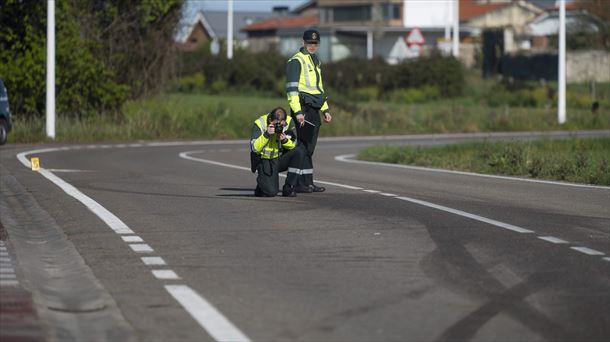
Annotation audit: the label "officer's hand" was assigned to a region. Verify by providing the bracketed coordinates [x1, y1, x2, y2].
[296, 114, 305, 127]
[279, 133, 287, 141]
[324, 112, 332, 123]
[267, 124, 275, 135]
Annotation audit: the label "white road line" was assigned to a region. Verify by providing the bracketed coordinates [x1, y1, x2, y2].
[0, 257, 10, 262]
[363, 190, 380, 193]
[395, 196, 534, 233]
[0, 268, 15, 273]
[335, 154, 610, 190]
[0, 280, 19, 286]
[538, 236, 569, 244]
[180, 151, 537, 235]
[0, 274, 17, 279]
[0, 252, 8, 256]
[603, 257, 610, 262]
[314, 180, 363, 190]
[379, 193, 398, 197]
[12, 158, 136, 235]
[570, 247, 605, 256]
[129, 244, 154, 253]
[45, 169, 92, 173]
[122, 236, 144, 243]
[141, 257, 166, 266]
[165, 285, 251, 342]
[152, 270, 180, 280]
[179, 152, 251, 172]
[12, 147, 260, 340]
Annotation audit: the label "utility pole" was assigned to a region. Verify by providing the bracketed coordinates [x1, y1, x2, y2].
[46, 0, 56, 139]
[452, 0, 459, 57]
[227, 0, 233, 60]
[558, 0, 566, 124]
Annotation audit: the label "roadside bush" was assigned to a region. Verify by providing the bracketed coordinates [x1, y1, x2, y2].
[171, 72, 206, 93]
[388, 86, 440, 104]
[351, 87, 380, 101]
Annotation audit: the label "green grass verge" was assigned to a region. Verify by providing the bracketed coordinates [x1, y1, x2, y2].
[357, 138, 610, 186]
[7, 91, 610, 144]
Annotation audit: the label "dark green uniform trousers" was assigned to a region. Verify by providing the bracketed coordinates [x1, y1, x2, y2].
[256, 145, 305, 197]
[293, 104, 321, 186]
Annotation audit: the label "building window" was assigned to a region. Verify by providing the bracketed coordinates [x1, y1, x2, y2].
[333, 5, 371, 22]
[382, 4, 401, 20]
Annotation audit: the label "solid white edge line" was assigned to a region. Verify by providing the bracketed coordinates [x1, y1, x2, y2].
[363, 190, 381, 193]
[141, 257, 166, 266]
[395, 196, 534, 233]
[603, 257, 610, 262]
[379, 193, 398, 197]
[165, 285, 251, 342]
[14, 152, 137, 236]
[151, 270, 180, 280]
[538, 236, 569, 244]
[570, 247, 605, 256]
[335, 154, 610, 190]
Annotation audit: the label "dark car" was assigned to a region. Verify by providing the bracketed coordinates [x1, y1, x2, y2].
[0, 79, 12, 145]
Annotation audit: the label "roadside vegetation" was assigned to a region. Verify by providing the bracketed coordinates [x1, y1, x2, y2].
[357, 137, 610, 186]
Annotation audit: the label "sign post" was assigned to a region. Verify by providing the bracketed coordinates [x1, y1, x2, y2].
[46, 0, 56, 139]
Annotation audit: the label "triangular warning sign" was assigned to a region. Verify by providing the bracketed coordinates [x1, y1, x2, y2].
[406, 28, 425, 45]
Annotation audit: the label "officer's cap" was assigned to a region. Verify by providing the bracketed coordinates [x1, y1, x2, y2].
[303, 29, 320, 43]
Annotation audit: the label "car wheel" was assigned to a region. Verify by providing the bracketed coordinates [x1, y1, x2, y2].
[0, 119, 7, 145]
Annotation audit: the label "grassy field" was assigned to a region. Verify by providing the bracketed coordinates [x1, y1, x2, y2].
[9, 91, 610, 144]
[357, 137, 610, 186]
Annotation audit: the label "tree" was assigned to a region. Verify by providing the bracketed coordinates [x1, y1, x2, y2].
[0, 0, 184, 118]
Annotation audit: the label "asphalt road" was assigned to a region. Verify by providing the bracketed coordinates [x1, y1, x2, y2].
[1, 131, 609, 342]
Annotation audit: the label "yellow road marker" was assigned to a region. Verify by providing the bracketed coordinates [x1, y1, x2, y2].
[31, 157, 40, 171]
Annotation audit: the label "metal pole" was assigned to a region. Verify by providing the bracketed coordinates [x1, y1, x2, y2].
[367, 30, 373, 60]
[445, 0, 451, 41]
[558, 0, 566, 124]
[452, 0, 459, 57]
[46, 0, 56, 139]
[227, 0, 233, 60]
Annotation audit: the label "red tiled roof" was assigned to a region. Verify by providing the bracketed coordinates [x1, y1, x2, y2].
[460, 0, 511, 22]
[241, 15, 318, 32]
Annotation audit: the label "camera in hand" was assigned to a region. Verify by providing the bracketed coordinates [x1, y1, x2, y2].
[274, 122, 284, 135]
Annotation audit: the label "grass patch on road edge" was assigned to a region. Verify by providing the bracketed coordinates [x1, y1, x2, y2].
[357, 138, 610, 186]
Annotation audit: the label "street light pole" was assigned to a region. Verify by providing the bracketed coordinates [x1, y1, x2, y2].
[452, 0, 459, 57]
[227, 0, 233, 60]
[558, 0, 566, 124]
[46, 0, 56, 139]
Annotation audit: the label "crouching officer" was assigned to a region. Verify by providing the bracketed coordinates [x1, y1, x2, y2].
[250, 107, 305, 197]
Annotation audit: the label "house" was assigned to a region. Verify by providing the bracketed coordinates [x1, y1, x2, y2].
[460, 0, 544, 52]
[175, 10, 275, 51]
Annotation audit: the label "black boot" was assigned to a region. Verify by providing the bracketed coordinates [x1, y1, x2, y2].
[311, 184, 325, 192]
[282, 185, 297, 197]
[294, 184, 313, 193]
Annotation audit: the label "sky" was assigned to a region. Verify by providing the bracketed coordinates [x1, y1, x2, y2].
[186, 0, 310, 12]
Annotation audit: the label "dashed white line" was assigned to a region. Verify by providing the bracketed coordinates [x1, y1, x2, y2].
[129, 244, 154, 253]
[165, 285, 251, 342]
[122, 236, 144, 243]
[379, 192, 398, 197]
[141, 257, 166, 266]
[603, 257, 610, 262]
[570, 247, 605, 256]
[395, 196, 534, 234]
[152, 270, 180, 280]
[0, 280, 19, 286]
[363, 190, 380, 193]
[0, 257, 10, 262]
[538, 236, 569, 244]
[0, 268, 15, 273]
[0, 274, 17, 279]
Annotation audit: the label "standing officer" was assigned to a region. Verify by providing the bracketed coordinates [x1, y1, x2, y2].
[285, 29, 332, 193]
[250, 107, 304, 197]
